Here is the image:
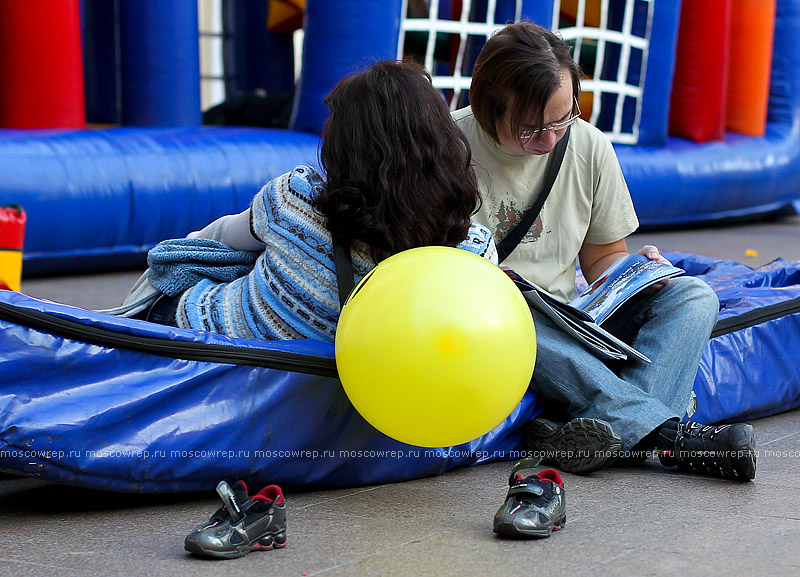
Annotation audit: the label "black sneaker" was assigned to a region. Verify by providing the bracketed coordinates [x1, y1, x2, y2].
[658, 421, 756, 481]
[493, 458, 566, 539]
[185, 480, 287, 559]
[525, 417, 622, 474]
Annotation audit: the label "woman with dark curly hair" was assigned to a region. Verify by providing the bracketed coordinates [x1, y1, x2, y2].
[125, 60, 496, 343]
[316, 60, 483, 259]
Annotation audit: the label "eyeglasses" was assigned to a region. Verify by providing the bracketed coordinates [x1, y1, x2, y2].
[517, 97, 582, 142]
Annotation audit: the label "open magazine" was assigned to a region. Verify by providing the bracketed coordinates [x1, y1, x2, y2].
[503, 254, 685, 363]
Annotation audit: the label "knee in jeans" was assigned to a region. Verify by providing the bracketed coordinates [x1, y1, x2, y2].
[680, 276, 720, 325]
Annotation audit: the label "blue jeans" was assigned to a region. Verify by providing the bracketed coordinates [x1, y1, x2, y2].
[529, 276, 719, 451]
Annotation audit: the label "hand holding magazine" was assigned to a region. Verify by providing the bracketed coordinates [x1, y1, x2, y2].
[568, 254, 686, 324]
[503, 254, 685, 363]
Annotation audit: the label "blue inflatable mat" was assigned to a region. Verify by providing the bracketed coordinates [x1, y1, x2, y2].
[0, 290, 539, 493]
[666, 253, 800, 424]
[1, 252, 799, 492]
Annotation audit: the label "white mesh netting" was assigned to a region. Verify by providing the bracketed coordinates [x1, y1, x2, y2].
[397, 0, 523, 111]
[397, 0, 654, 144]
[555, 0, 654, 144]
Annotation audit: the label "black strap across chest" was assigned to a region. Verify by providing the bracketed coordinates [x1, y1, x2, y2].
[496, 126, 571, 264]
[332, 235, 355, 308]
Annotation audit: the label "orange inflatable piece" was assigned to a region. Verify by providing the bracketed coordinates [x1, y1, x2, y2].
[268, 0, 305, 34]
[560, 0, 601, 27]
[579, 91, 594, 121]
[726, 0, 776, 136]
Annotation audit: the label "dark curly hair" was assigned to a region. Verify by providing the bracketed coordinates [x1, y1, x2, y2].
[314, 60, 481, 259]
[469, 22, 581, 146]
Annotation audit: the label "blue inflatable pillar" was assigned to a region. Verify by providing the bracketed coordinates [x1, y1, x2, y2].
[291, 0, 403, 133]
[82, 0, 120, 124]
[224, 0, 295, 96]
[520, 1, 553, 27]
[637, 0, 682, 146]
[119, 0, 201, 127]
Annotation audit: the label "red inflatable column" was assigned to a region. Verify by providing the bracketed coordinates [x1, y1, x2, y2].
[0, 0, 85, 128]
[668, 0, 731, 143]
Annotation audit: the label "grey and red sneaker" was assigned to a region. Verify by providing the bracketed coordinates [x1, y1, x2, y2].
[493, 458, 566, 539]
[659, 421, 756, 481]
[185, 480, 287, 559]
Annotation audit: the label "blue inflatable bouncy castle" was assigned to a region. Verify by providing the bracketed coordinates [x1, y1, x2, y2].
[1, 0, 800, 492]
[1, 0, 799, 273]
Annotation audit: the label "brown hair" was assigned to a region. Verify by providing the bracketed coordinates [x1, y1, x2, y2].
[315, 60, 481, 259]
[469, 22, 581, 145]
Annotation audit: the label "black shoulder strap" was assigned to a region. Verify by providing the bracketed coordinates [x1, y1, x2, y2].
[332, 235, 355, 308]
[496, 126, 571, 264]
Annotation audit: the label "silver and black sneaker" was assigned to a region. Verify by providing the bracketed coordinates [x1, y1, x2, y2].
[658, 421, 756, 481]
[493, 458, 566, 539]
[185, 480, 287, 559]
[525, 417, 622, 474]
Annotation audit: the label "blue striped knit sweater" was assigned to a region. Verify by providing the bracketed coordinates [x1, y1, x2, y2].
[175, 165, 497, 343]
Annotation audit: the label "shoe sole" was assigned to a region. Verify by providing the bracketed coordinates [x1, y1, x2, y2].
[493, 514, 567, 539]
[185, 530, 287, 559]
[734, 425, 757, 480]
[527, 417, 622, 474]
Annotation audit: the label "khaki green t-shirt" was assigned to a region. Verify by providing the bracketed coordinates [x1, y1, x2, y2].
[453, 107, 639, 302]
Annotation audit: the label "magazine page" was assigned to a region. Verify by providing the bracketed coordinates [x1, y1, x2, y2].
[501, 267, 594, 323]
[522, 290, 627, 361]
[518, 279, 652, 363]
[568, 255, 685, 325]
[502, 265, 652, 363]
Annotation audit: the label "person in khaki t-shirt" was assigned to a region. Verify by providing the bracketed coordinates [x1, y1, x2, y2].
[455, 22, 756, 482]
[454, 108, 638, 303]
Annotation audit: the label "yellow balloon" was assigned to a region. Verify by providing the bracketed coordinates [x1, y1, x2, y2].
[335, 246, 536, 447]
